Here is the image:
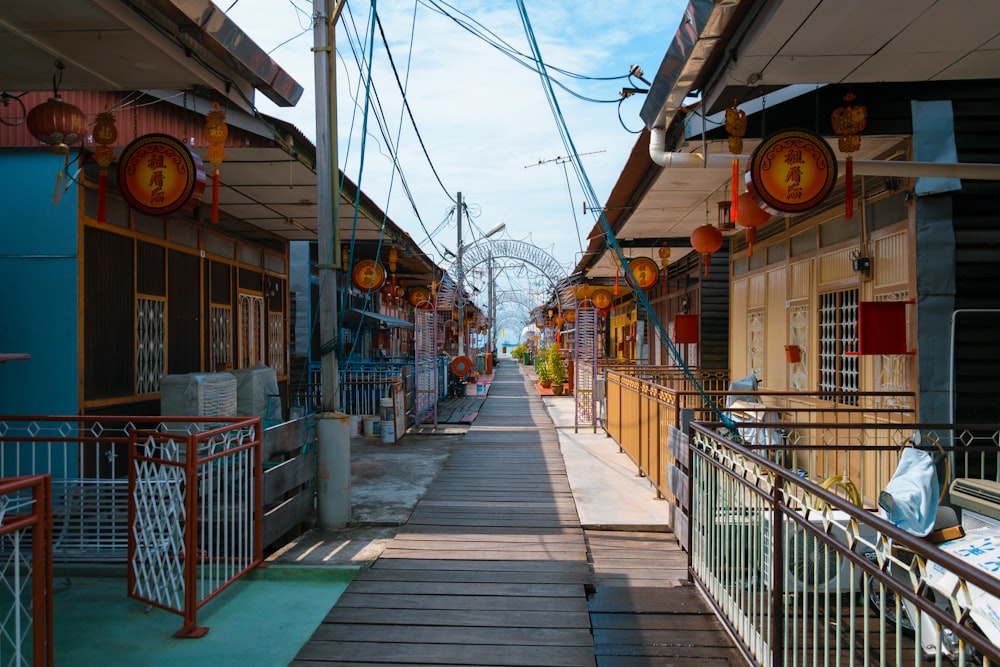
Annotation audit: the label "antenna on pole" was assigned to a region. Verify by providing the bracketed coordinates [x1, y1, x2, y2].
[524, 149, 605, 169]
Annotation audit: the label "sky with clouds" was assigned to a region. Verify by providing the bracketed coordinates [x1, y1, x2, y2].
[226, 0, 686, 306]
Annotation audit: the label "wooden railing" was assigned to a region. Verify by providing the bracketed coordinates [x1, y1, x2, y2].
[604, 370, 915, 508]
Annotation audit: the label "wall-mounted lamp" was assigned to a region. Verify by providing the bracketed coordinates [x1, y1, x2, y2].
[265, 278, 280, 298]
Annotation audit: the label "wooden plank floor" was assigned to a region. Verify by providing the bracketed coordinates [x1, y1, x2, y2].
[586, 531, 747, 666]
[291, 363, 747, 666]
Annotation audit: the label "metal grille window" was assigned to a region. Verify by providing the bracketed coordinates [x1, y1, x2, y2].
[136, 296, 165, 394]
[789, 304, 809, 391]
[747, 311, 765, 379]
[238, 293, 265, 369]
[818, 288, 859, 404]
[211, 305, 233, 371]
[268, 312, 285, 375]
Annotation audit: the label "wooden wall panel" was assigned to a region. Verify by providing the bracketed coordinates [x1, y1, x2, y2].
[790, 260, 812, 301]
[818, 247, 855, 285]
[766, 267, 788, 389]
[747, 273, 766, 308]
[730, 278, 748, 379]
[873, 231, 909, 289]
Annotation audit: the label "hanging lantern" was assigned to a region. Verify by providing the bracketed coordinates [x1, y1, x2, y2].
[388, 246, 398, 295]
[725, 100, 747, 224]
[657, 244, 671, 268]
[737, 192, 771, 257]
[690, 224, 723, 277]
[26, 96, 85, 152]
[26, 61, 86, 201]
[204, 102, 228, 223]
[92, 112, 117, 223]
[831, 92, 867, 220]
[717, 200, 734, 230]
[658, 244, 671, 289]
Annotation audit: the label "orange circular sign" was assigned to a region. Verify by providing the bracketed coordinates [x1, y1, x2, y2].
[407, 286, 431, 308]
[746, 128, 837, 215]
[118, 134, 206, 217]
[628, 257, 660, 291]
[351, 259, 386, 291]
[590, 288, 613, 311]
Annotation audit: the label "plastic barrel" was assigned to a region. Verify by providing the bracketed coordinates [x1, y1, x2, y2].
[379, 397, 395, 443]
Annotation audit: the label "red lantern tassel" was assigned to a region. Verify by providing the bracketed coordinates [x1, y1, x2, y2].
[746, 228, 756, 257]
[702, 254, 710, 277]
[97, 169, 108, 223]
[731, 158, 739, 223]
[845, 156, 854, 219]
[614, 271, 619, 295]
[211, 168, 220, 223]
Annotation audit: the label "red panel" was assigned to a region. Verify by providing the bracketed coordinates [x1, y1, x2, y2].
[857, 301, 910, 355]
[674, 314, 699, 344]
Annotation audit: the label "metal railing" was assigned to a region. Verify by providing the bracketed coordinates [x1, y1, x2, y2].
[338, 363, 405, 417]
[0, 416, 262, 563]
[688, 422, 1000, 666]
[1, 474, 53, 667]
[127, 417, 261, 638]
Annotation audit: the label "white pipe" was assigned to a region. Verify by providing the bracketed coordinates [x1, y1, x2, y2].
[649, 127, 1000, 180]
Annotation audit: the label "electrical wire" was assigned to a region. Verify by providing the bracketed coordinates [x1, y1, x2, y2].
[375, 11, 454, 201]
[514, 0, 735, 432]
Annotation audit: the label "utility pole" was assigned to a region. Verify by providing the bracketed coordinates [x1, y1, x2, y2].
[488, 255, 495, 357]
[456, 192, 465, 357]
[314, 0, 351, 532]
[314, 0, 344, 411]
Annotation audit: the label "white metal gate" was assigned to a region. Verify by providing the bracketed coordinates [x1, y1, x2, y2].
[414, 308, 438, 426]
[574, 301, 598, 432]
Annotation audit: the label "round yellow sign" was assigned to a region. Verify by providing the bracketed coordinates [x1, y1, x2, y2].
[351, 259, 386, 291]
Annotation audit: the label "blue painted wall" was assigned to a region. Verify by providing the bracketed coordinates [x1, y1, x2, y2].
[0, 150, 80, 416]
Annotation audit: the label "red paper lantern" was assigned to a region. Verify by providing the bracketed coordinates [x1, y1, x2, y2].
[27, 96, 85, 152]
[737, 192, 771, 256]
[690, 224, 723, 277]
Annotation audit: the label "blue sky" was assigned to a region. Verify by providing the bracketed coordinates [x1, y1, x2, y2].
[227, 0, 686, 305]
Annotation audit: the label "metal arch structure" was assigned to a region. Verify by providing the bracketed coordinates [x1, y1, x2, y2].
[495, 312, 529, 336]
[436, 239, 577, 311]
[494, 307, 529, 325]
[493, 291, 540, 313]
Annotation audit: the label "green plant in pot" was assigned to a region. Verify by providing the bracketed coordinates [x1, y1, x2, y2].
[547, 343, 566, 395]
[536, 358, 552, 388]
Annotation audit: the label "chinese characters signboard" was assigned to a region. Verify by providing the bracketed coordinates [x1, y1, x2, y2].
[628, 257, 660, 291]
[746, 128, 837, 215]
[118, 134, 206, 217]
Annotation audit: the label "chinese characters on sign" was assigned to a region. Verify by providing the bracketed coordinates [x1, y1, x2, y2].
[746, 128, 837, 216]
[118, 134, 206, 217]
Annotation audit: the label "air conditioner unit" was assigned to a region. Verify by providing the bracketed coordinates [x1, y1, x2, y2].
[762, 509, 879, 595]
[950, 478, 1000, 531]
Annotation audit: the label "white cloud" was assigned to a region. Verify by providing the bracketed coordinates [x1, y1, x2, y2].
[227, 0, 685, 277]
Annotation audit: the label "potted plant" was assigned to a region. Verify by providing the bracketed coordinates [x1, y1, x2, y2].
[547, 343, 566, 395]
[536, 358, 552, 388]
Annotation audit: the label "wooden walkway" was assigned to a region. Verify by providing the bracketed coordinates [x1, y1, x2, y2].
[291, 363, 745, 667]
